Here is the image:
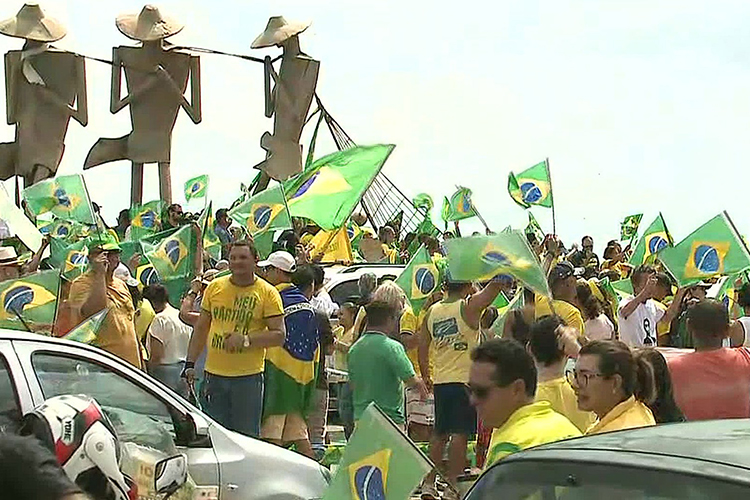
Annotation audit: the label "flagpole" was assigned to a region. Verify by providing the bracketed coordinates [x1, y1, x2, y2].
[546, 158, 557, 235]
[471, 204, 491, 233]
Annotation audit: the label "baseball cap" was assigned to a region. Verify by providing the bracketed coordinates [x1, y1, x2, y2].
[548, 261, 575, 286]
[87, 233, 121, 253]
[257, 251, 297, 273]
[113, 263, 138, 287]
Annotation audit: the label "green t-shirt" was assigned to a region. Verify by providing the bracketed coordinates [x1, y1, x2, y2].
[348, 331, 416, 424]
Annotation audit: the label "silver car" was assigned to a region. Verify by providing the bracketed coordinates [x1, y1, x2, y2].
[0, 329, 329, 499]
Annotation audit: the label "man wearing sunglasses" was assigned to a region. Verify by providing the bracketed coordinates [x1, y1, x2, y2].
[469, 338, 580, 468]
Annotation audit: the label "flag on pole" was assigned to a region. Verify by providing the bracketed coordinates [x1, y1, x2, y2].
[184, 175, 209, 202]
[629, 213, 673, 266]
[38, 216, 90, 243]
[659, 212, 750, 287]
[129, 200, 165, 241]
[49, 238, 90, 281]
[22, 174, 97, 224]
[444, 232, 551, 296]
[395, 246, 441, 311]
[507, 161, 553, 209]
[142, 226, 196, 282]
[441, 186, 477, 222]
[197, 202, 222, 261]
[63, 309, 109, 344]
[284, 144, 395, 230]
[412, 193, 434, 213]
[322, 403, 433, 500]
[0, 269, 60, 333]
[620, 214, 643, 241]
[525, 212, 545, 243]
[228, 184, 292, 235]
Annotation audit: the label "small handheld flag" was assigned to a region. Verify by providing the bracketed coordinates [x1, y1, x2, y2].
[507, 161, 553, 209]
[395, 246, 441, 311]
[184, 175, 209, 202]
[620, 214, 643, 241]
[22, 174, 97, 225]
[629, 213, 673, 266]
[441, 186, 477, 222]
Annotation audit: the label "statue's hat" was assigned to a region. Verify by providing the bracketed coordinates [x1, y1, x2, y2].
[0, 3, 66, 42]
[116, 5, 183, 42]
[251, 16, 310, 49]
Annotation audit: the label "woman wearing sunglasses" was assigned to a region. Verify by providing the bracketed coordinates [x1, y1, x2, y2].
[570, 340, 656, 435]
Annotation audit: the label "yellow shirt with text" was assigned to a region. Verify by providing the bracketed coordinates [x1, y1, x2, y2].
[427, 299, 479, 385]
[201, 275, 284, 377]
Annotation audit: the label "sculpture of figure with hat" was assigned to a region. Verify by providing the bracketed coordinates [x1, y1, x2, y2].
[251, 16, 319, 191]
[0, 3, 88, 191]
[84, 4, 201, 205]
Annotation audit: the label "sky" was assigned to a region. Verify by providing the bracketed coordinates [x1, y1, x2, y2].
[3, 0, 750, 256]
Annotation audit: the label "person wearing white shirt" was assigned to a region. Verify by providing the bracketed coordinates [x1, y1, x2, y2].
[144, 284, 192, 395]
[618, 265, 684, 347]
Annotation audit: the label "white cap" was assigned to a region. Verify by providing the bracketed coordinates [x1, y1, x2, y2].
[257, 251, 297, 273]
[114, 263, 139, 287]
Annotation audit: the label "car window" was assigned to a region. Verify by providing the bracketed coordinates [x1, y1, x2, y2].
[329, 280, 361, 306]
[467, 460, 750, 499]
[32, 353, 178, 453]
[0, 355, 21, 432]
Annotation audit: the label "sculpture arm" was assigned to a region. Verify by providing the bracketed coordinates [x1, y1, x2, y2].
[155, 57, 202, 124]
[4, 52, 19, 125]
[110, 47, 126, 113]
[71, 54, 88, 126]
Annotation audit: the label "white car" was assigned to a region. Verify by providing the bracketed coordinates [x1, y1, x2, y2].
[323, 263, 405, 306]
[0, 329, 329, 499]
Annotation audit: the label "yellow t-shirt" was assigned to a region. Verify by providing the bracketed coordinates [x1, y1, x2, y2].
[333, 325, 354, 371]
[535, 377, 595, 433]
[407, 309, 435, 378]
[486, 401, 581, 467]
[427, 299, 479, 385]
[655, 300, 669, 337]
[201, 275, 284, 377]
[68, 273, 142, 369]
[535, 295, 585, 337]
[586, 396, 655, 435]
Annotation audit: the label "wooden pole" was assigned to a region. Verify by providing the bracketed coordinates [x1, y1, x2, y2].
[131, 162, 144, 205]
[546, 157, 557, 235]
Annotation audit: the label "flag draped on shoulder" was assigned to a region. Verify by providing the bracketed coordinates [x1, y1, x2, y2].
[184, 174, 209, 202]
[620, 214, 643, 241]
[322, 403, 433, 500]
[129, 200, 164, 241]
[0, 269, 60, 333]
[283, 144, 395, 230]
[441, 186, 477, 222]
[22, 174, 96, 224]
[508, 160, 553, 209]
[228, 184, 291, 235]
[659, 212, 750, 287]
[444, 232, 551, 296]
[63, 309, 109, 344]
[395, 246, 441, 312]
[629, 213, 673, 266]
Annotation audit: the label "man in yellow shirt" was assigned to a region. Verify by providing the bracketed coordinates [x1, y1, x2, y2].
[535, 261, 585, 339]
[469, 338, 580, 467]
[184, 240, 285, 437]
[68, 236, 142, 369]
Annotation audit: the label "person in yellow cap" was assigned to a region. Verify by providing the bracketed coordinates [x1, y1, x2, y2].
[67, 234, 143, 368]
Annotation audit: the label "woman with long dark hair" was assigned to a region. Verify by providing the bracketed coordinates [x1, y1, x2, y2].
[636, 348, 685, 423]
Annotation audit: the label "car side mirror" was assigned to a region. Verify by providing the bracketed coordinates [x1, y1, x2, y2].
[154, 454, 188, 498]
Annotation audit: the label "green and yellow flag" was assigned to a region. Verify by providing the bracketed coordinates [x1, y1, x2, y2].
[184, 174, 209, 202]
[228, 184, 291, 236]
[49, 238, 90, 281]
[22, 174, 96, 224]
[284, 144, 395, 230]
[525, 211, 545, 243]
[508, 160, 553, 209]
[63, 309, 109, 344]
[395, 246, 441, 311]
[444, 232, 551, 296]
[129, 200, 164, 241]
[197, 202, 222, 261]
[0, 270, 60, 333]
[441, 186, 477, 222]
[629, 213, 673, 266]
[620, 214, 643, 241]
[322, 403, 433, 500]
[412, 193, 434, 213]
[136, 263, 160, 288]
[142, 226, 195, 281]
[38, 216, 90, 243]
[659, 212, 750, 287]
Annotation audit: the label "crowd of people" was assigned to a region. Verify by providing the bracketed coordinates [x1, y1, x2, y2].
[5, 199, 750, 500]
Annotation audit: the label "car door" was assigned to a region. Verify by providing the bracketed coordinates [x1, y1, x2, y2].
[12, 338, 220, 488]
[0, 339, 34, 433]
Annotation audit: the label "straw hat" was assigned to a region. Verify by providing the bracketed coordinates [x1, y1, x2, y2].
[116, 5, 183, 42]
[0, 4, 66, 42]
[251, 16, 310, 49]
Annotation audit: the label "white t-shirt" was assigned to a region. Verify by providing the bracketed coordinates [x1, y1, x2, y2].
[618, 297, 665, 347]
[584, 314, 615, 341]
[149, 304, 192, 365]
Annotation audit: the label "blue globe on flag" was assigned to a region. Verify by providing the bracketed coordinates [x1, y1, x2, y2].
[252, 205, 273, 230]
[693, 244, 721, 274]
[353, 465, 386, 500]
[414, 267, 436, 295]
[520, 182, 543, 204]
[4, 285, 33, 315]
[292, 172, 320, 199]
[648, 236, 668, 254]
[54, 188, 71, 207]
[165, 240, 182, 266]
[482, 250, 511, 267]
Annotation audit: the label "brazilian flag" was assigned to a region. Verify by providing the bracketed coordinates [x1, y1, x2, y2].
[49, 238, 90, 281]
[63, 309, 109, 344]
[142, 226, 195, 280]
[22, 174, 96, 224]
[197, 202, 222, 261]
[394, 246, 441, 311]
[629, 213, 674, 266]
[184, 174, 209, 202]
[129, 200, 164, 241]
[322, 403, 432, 500]
[0, 270, 60, 333]
[37, 216, 90, 243]
[444, 232, 551, 297]
[228, 184, 291, 236]
[525, 211, 545, 243]
[441, 186, 477, 222]
[659, 211, 750, 287]
[620, 214, 643, 241]
[508, 160, 553, 209]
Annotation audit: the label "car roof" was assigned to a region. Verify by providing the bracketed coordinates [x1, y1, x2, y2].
[0, 328, 130, 364]
[324, 264, 404, 285]
[509, 419, 750, 471]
